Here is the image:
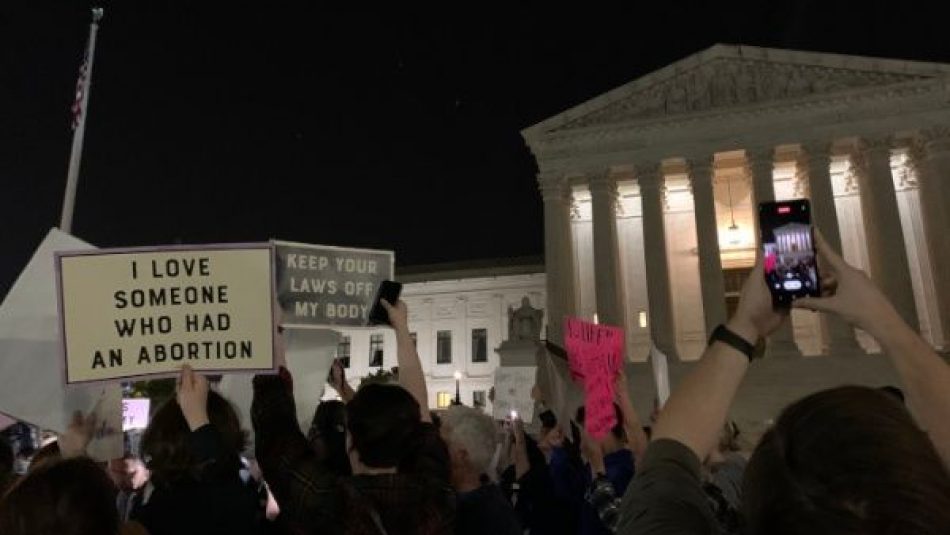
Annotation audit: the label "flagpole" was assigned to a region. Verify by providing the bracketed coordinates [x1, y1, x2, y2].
[59, 7, 104, 234]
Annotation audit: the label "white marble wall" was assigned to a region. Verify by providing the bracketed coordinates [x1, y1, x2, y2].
[328, 273, 547, 411]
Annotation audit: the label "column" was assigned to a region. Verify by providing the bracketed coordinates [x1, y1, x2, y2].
[540, 173, 577, 345]
[636, 163, 679, 360]
[589, 171, 627, 330]
[854, 137, 920, 329]
[800, 141, 863, 355]
[915, 129, 950, 345]
[746, 148, 802, 358]
[687, 156, 728, 336]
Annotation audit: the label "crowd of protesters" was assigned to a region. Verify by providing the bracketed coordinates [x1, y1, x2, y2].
[0, 231, 948, 534]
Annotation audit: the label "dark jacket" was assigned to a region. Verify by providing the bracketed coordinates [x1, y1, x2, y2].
[500, 434, 576, 535]
[456, 482, 522, 535]
[550, 446, 635, 535]
[131, 425, 262, 535]
[251, 374, 455, 535]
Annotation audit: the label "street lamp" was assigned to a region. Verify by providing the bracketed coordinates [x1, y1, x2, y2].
[453, 370, 462, 405]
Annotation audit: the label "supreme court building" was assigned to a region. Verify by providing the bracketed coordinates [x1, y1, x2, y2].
[523, 44, 950, 362]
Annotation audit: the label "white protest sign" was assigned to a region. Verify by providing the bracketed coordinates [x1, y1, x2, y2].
[284, 329, 340, 430]
[274, 241, 394, 328]
[86, 385, 124, 461]
[122, 398, 151, 431]
[218, 328, 339, 454]
[56, 244, 277, 383]
[492, 366, 537, 423]
[649, 344, 671, 408]
[0, 229, 122, 437]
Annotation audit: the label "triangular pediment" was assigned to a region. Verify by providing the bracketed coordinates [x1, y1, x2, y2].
[525, 44, 950, 136]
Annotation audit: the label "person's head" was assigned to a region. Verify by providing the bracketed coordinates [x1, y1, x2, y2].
[140, 390, 246, 487]
[440, 405, 498, 490]
[575, 405, 626, 454]
[535, 410, 562, 452]
[308, 400, 350, 475]
[0, 457, 119, 535]
[345, 383, 422, 472]
[743, 386, 950, 535]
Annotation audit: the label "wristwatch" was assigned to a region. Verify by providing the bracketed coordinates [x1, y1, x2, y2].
[708, 324, 763, 361]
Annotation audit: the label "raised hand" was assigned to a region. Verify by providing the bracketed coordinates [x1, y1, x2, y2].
[728, 255, 789, 344]
[380, 299, 409, 332]
[59, 409, 98, 458]
[329, 358, 345, 390]
[177, 365, 210, 431]
[793, 230, 899, 334]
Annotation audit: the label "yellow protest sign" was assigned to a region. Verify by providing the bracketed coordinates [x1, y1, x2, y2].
[56, 245, 276, 383]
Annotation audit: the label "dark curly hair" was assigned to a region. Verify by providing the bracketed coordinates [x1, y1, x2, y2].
[140, 390, 247, 488]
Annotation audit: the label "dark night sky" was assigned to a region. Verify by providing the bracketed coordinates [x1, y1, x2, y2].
[3, 1, 950, 297]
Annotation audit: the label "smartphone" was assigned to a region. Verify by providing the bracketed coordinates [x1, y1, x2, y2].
[367, 280, 403, 326]
[759, 199, 820, 307]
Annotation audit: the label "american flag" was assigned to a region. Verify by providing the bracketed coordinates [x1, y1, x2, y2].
[70, 47, 89, 130]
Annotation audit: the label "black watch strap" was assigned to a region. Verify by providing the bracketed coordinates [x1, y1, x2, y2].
[709, 324, 759, 361]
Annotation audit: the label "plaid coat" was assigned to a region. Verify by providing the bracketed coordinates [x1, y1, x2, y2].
[251, 374, 455, 535]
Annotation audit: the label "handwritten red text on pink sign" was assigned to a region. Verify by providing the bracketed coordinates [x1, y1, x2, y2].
[564, 317, 624, 440]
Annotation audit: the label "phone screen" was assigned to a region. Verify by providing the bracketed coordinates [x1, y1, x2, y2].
[367, 280, 403, 326]
[759, 199, 820, 306]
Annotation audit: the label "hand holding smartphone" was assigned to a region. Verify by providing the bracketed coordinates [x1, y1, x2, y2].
[367, 280, 403, 326]
[758, 199, 821, 307]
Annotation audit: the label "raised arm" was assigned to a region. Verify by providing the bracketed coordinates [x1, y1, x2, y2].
[795, 232, 950, 465]
[328, 358, 355, 403]
[381, 299, 431, 423]
[651, 255, 785, 460]
[511, 417, 531, 479]
[613, 368, 648, 466]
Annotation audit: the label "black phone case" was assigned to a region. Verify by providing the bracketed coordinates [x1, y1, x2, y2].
[367, 281, 402, 325]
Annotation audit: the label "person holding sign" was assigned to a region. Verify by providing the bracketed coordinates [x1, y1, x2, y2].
[251, 299, 455, 535]
[617, 232, 950, 534]
[130, 365, 262, 535]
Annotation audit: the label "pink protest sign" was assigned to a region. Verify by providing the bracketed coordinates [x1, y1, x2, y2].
[122, 398, 150, 431]
[564, 317, 624, 440]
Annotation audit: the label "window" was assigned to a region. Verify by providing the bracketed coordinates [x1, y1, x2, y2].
[337, 336, 351, 368]
[436, 331, 452, 364]
[436, 391, 452, 409]
[471, 328, 487, 363]
[472, 390, 487, 409]
[369, 333, 384, 367]
[409, 332, 417, 348]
